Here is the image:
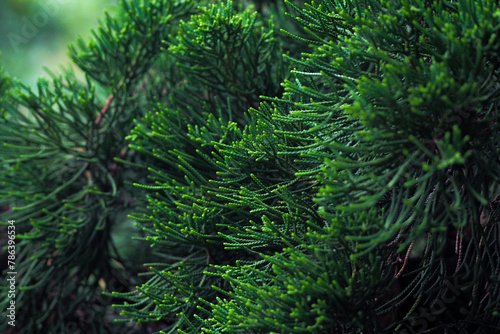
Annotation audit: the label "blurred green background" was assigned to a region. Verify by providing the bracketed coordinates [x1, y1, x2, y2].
[0, 0, 118, 86]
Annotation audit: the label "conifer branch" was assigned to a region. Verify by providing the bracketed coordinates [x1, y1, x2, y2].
[94, 94, 114, 127]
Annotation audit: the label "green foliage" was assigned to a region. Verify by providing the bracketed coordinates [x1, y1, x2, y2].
[2, 0, 500, 333]
[169, 1, 285, 110]
[0, 1, 202, 332]
[112, 2, 302, 332]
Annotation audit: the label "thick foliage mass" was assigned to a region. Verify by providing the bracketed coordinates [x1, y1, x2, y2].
[1, 1, 500, 334]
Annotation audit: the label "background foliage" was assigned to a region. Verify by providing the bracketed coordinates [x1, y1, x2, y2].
[0, 0, 117, 86]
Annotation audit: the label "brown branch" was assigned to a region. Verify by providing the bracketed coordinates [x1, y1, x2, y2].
[479, 282, 489, 313]
[95, 94, 114, 127]
[395, 240, 415, 278]
[455, 227, 463, 273]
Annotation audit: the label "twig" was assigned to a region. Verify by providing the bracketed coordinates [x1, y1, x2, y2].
[478, 282, 489, 313]
[395, 240, 415, 278]
[95, 94, 114, 126]
[455, 227, 463, 273]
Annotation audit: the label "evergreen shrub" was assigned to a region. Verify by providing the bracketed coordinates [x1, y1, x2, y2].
[1, 0, 500, 333]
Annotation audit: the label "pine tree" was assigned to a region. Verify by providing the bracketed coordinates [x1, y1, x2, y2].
[1, 0, 500, 333]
